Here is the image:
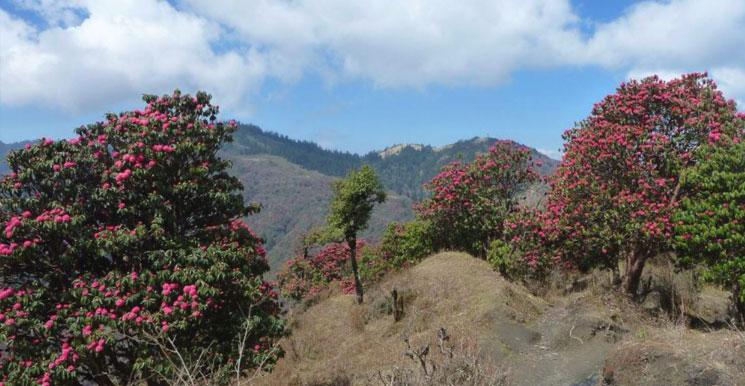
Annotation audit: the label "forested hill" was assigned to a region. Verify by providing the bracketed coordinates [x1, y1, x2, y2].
[225, 124, 560, 201]
[225, 124, 361, 176]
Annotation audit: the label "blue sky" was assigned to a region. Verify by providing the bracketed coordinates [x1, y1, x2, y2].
[2, 0, 744, 158]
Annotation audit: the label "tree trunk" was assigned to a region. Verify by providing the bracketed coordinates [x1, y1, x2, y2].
[733, 281, 745, 325]
[622, 249, 647, 295]
[348, 237, 364, 304]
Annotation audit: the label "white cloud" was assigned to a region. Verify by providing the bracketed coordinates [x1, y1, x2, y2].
[0, 0, 268, 113]
[711, 67, 745, 108]
[586, 0, 745, 105]
[1, 0, 745, 114]
[184, 0, 586, 87]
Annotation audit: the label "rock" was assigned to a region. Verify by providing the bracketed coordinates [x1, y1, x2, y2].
[641, 290, 662, 315]
[686, 288, 732, 328]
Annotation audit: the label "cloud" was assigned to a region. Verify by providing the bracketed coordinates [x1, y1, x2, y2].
[183, 0, 586, 87]
[0, 0, 268, 114]
[2, 0, 745, 114]
[585, 0, 745, 105]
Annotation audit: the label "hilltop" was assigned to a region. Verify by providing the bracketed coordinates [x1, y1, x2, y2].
[257, 253, 745, 386]
[0, 125, 558, 268]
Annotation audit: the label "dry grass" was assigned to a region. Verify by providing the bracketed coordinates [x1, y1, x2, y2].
[602, 325, 745, 385]
[253, 252, 543, 385]
[251, 252, 745, 386]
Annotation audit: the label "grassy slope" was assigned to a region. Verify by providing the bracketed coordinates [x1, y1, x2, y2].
[257, 253, 745, 386]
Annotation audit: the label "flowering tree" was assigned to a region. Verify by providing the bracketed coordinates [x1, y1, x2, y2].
[673, 139, 745, 320]
[416, 140, 539, 257]
[0, 91, 284, 384]
[547, 73, 744, 294]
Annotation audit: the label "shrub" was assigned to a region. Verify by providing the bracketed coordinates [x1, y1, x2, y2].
[673, 139, 745, 319]
[488, 209, 556, 280]
[378, 219, 434, 269]
[277, 241, 369, 302]
[546, 73, 744, 294]
[0, 91, 284, 384]
[416, 140, 538, 257]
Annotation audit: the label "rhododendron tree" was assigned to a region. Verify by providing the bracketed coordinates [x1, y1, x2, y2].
[416, 140, 539, 257]
[673, 139, 745, 320]
[327, 165, 386, 304]
[547, 73, 744, 294]
[0, 91, 284, 384]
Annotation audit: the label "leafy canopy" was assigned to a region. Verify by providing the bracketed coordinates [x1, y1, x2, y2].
[327, 165, 386, 240]
[416, 140, 539, 257]
[674, 139, 745, 315]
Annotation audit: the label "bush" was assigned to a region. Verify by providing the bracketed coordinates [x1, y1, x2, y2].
[673, 139, 745, 319]
[378, 219, 434, 268]
[277, 241, 369, 302]
[416, 140, 538, 257]
[488, 209, 556, 280]
[0, 91, 284, 384]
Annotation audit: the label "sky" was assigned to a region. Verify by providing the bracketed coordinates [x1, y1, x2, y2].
[1, 0, 745, 158]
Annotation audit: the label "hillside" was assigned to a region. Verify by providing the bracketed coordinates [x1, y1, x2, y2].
[0, 125, 559, 268]
[257, 253, 745, 386]
[362, 139, 558, 200]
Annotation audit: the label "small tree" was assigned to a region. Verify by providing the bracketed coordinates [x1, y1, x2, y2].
[416, 140, 538, 257]
[326, 165, 386, 304]
[0, 90, 284, 384]
[673, 139, 745, 320]
[547, 73, 743, 294]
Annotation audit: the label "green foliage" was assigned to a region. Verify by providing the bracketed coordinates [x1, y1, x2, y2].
[327, 165, 387, 240]
[326, 165, 386, 304]
[379, 219, 434, 268]
[673, 139, 745, 316]
[486, 239, 518, 277]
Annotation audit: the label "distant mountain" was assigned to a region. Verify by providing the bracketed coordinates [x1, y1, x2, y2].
[225, 124, 360, 177]
[0, 140, 31, 175]
[226, 124, 560, 200]
[1, 125, 559, 269]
